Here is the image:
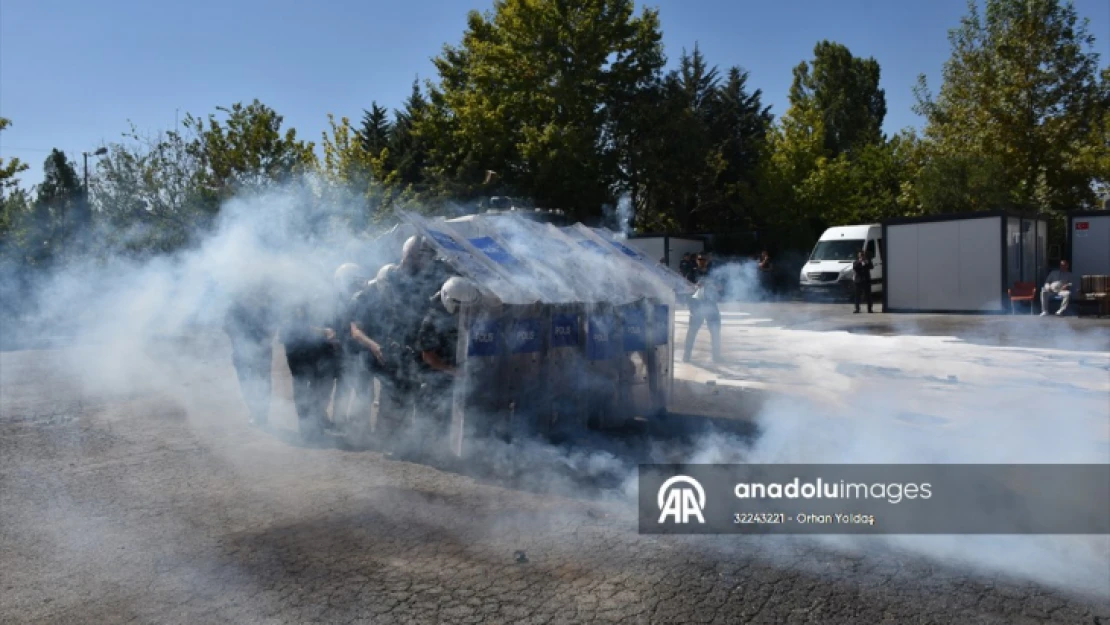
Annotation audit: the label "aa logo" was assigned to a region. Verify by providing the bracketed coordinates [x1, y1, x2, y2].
[657, 475, 706, 524]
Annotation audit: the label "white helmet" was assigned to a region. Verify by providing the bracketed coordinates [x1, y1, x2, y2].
[334, 263, 366, 294]
[401, 235, 436, 271]
[375, 263, 398, 284]
[440, 276, 480, 314]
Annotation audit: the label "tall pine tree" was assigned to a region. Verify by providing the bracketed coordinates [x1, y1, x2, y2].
[357, 103, 393, 159]
[389, 81, 431, 190]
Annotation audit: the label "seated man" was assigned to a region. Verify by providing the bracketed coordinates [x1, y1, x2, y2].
[1040, 259, 1077, 316]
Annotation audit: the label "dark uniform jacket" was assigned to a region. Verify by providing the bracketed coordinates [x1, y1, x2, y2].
[852, 258, 873, 284]
[414, 301, 459, 368]
[224, 294, 275, 345]
[684, 266, 721, 303]
[393, 260, 455, 351]
[281, 296, 337, 360]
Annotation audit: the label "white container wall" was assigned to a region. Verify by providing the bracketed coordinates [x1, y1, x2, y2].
[623, 236, 705, 273]
[883, 212, 1047, 313]
[1069, 212, 1110, 278]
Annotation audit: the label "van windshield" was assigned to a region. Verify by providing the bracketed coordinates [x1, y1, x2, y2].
[810, 239, 864, 261]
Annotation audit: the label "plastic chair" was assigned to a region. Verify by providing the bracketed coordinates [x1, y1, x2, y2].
[1008, 281, 1037, 315]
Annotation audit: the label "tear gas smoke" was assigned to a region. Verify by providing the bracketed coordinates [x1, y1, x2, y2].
[613, 193, 634, 239]
[1, 176, 1107, 606]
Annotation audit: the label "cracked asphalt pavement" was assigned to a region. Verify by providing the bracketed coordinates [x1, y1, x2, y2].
[2, 304, 1109, 624]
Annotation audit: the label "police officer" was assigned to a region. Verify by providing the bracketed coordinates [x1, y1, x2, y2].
[679, 253, 694, 278]
[683, 253, 723, 363]
[852, 249, 874, 313]
[280, 287, 341, 442]
[390, 235, 454, 397]
[398, 235, 454, 313]
[413, 276, 480, 426]
[330, 262, 374, 432]
[348, 261, 437, 447]
[349, 264, 402, 387]
[224, 283, 277, 426]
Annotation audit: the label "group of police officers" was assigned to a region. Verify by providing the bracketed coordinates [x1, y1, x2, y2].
[224, 234, 484, 444]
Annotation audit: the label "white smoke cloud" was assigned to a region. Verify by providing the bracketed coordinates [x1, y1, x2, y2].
[2, 176, 1107, 608]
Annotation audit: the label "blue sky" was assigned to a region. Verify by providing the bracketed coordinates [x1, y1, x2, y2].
[2, 0, 1108, 189]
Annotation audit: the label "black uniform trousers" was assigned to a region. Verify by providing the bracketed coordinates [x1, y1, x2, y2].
[285, 344, 340, 428]
[229, 333, 273, 424]
[854, 281, 873, 312]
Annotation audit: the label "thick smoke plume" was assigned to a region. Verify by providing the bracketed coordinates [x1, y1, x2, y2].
[2, 178, 1107, 605]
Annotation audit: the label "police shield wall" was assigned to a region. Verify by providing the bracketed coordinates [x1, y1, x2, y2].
[393, 211, 692, 457]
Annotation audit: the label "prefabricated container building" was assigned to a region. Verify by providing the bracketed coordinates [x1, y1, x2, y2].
[1067, 211, 1110, 278]
[621, 235, 706, 274]
[882, 211, 1048, 313]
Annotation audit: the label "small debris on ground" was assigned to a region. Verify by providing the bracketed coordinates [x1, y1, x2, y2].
[514, 550, 529, 564]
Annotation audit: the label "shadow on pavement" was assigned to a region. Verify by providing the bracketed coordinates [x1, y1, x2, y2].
[333, 379, 771, 503]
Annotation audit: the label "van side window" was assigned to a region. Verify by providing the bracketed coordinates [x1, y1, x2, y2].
[866, 239, 876, 260]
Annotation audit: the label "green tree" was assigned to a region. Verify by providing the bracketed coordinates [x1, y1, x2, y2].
[758, 105, 827, 232]
[419, 0, 665, 220]
[92, 125, 212, 255]
[0, 188, 31, 259]
[909, 150, 1013, 214]
[614, 46, 772, 234]
[704, 66, 774, 231]
[758, 106, 913, 248]
[357, 103, 393, 158]
[809, 133, 918, 224]
[319, 114, 397, 228]
[27, 150, 82, 266]
[647, 45, 722, 233]
[0, 117, 31, 249]
[914, 0, 1109, 213]
[389, 80, 432, 192]
[183, 99, 316, 202]
[789, 40, 887, 157]
[0, 118, 29, 198]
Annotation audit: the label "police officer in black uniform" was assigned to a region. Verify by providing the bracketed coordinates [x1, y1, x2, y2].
[683, 253, 723, 363]
[413, 276, 478, 428]
[349, 264, 407, 396]
[329, 263, 375, 437]
[390, 235, 455, 399]
[679, 253, 694, 278]
[280, 290, 341, 441]
[224, 283, 277, 426]
[852, 249, 874, 313]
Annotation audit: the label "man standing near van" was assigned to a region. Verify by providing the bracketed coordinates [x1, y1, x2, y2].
[852, 250, 873, 313]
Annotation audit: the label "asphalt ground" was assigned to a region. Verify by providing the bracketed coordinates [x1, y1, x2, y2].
[2, 301, 1108, 624]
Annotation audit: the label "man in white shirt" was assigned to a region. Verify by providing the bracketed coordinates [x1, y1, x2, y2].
[1040, 259, 1077, 316]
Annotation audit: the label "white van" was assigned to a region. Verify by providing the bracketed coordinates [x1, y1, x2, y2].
[798, 224, 883, 299]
